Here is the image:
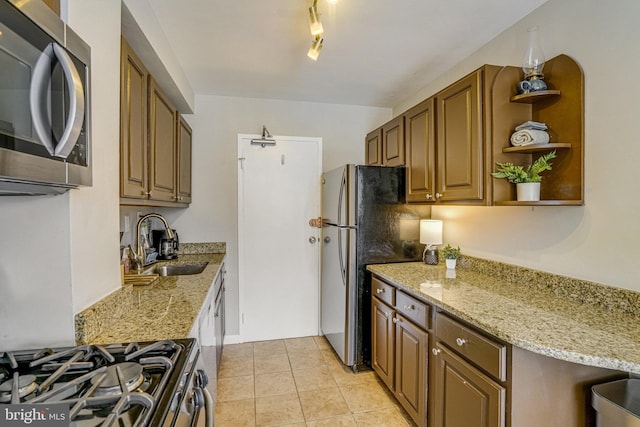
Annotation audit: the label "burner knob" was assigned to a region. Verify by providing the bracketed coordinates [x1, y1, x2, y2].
[191, 387, 204, 409]
[195, 369, 209, 388]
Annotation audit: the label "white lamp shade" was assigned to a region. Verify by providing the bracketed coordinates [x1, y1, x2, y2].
[420, 219, 443, 246]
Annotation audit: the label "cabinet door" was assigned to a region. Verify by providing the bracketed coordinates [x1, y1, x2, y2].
[365, 129, 383, 165]
[382, 116, 405, 166]
[405, 98, 436, 203]
[120, 38, 149, 200]
[372, 298, 395, 390]
[436, 71, 483, 202]
[177, 115, 192, 204]
[148, 77, 177, 202]
[432, 343, 506, 427]
[395, 314, 428, 426]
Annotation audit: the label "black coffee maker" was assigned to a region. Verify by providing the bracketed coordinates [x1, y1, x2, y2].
[152, 229, 179, 260]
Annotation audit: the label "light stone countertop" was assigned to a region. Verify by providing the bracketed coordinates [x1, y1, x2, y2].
[76, 252, 225, 345]
[367, 262, 640, 374]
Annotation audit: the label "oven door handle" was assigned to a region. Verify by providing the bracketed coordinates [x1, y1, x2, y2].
[188, 369, 213, 427]
[201, 386, 214, 427]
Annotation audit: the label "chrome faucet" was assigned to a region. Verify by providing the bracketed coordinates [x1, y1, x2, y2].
[134, 213, 175, 271]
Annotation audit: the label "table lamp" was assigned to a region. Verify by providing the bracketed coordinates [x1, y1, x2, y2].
[420, 219, 443, 265]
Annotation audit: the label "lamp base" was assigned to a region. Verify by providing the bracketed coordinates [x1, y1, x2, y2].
[423, 248, 439, 265]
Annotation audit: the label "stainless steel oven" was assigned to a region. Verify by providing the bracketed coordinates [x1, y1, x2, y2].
[0, 339, 213, 427]
[0, 0, 91, 195]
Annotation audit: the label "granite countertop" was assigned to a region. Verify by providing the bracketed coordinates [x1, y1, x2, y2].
[76, 250, 225, 345]
[367, 261, 640, 374]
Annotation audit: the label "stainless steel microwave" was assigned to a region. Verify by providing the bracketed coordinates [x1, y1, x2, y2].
[0, 0, 91, 195]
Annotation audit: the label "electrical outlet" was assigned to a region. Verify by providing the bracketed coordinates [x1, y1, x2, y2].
[123, 216, 130, 233]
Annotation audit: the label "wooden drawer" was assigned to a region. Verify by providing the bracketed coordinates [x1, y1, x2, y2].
[372, 276, 395, 306]
[435, 312, 507, 381]
[396, 290, 431, 329]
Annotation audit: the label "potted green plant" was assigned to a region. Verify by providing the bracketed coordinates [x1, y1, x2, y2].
[441, 244, 461, 269]
[491, 151, 557, 201]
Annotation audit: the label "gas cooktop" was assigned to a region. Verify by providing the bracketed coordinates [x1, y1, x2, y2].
[0, 339, 198, 426]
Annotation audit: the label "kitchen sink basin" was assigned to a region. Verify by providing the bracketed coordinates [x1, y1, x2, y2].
[143, 261, 208, 276]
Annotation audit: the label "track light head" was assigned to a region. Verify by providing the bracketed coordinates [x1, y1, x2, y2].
[307, 35, 323, 61]
[308, 3, 323, 36]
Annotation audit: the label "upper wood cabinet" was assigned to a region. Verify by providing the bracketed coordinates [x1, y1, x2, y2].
[436, 70, 484, 203]
[365, 117, 406, 167]
[120, 38, 149, 200]
[148, 77, 178, 203]
[177, 116, 193, 204]
[404, 98, 436, 202]
[382, 116, 405, 166]
[120, 38, 192, 207]
[365, 129, 383, 166]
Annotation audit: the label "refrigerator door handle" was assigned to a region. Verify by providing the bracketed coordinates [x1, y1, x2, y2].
[338, 228, 346, 286]
[337, 167, 347, 225]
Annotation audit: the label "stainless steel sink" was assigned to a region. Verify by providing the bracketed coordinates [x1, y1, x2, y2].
[143, 261, 208, 276]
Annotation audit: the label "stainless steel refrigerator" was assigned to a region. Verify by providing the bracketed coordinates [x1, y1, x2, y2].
[320, 164, 430, 371]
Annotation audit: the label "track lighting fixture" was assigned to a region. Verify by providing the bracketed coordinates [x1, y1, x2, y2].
[308, 0, 324, 36]
[307, 35, 323, 61]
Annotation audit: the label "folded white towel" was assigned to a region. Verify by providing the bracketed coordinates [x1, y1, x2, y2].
[510, 129, 550, 146]
[515, 121, 548, 131]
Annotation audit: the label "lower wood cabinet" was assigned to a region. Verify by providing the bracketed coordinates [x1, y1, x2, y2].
[432, 343, 506, 427]
[372, 284, 429, 426]
[372, 297, 395, 389]
[371, 273, 625, 427]
[394, 313, 428, 423]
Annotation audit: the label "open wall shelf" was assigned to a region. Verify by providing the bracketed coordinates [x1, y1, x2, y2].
[490, 54, 584, 206]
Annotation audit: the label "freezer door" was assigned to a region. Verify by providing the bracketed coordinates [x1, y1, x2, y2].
[321, 164, 355, 227]
[321, 224, 356, 366]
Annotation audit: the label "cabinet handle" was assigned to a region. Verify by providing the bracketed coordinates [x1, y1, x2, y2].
[143, 191, 151, 196]
[432, 348, 441, 356]
[403, 304, 415, 311]
[426, 193, 433, 200]
[376, 288, 385, 294]
[435, 192, 443, 199]
[392, 317, 400, 324]
[456, 337, 467, 347]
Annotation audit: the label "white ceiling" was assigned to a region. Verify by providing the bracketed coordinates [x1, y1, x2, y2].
[147, 0, 548, 108]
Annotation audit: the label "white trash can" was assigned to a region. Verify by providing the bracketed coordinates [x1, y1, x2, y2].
[592, 379, 640, 427]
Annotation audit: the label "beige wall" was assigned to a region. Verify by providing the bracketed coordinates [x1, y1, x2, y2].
[392, 0, 640, 290]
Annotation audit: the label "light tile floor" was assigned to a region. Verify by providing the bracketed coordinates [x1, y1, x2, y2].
[214, 336, 416, 426]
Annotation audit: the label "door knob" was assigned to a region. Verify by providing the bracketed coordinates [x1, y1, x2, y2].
[309, 236, 317, 244]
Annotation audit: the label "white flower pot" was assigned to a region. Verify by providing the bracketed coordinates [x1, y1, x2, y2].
[445, 258, 457, 269]
[516, 182, 541, 201]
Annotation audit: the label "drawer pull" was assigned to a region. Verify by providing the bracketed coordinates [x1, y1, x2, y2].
[403, 304, 415, 311]
[456, 337, 467, 347]
[432, 348, 441, 356]
[376, 288, 385, 294]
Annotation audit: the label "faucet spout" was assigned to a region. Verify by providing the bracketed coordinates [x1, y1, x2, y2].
[135, 213, 174, 271]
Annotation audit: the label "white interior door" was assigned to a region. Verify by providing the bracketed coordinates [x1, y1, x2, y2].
[238, 134, 321, 342]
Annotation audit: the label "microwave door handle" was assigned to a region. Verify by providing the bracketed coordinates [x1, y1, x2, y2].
[29, 43, 56, 156]
[52, 43, 85, 159]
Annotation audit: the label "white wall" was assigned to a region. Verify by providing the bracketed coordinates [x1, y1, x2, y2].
[68, 0, 122, 313]
[393, 0, 640, 290]
[158, 95, 390, 337]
